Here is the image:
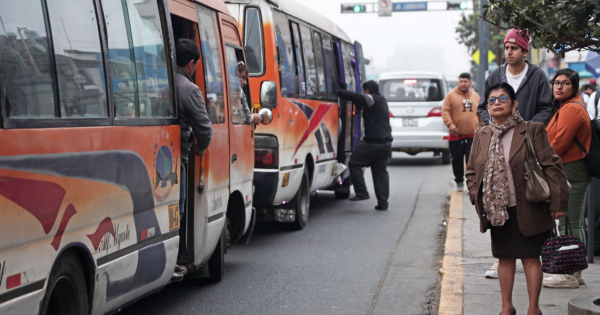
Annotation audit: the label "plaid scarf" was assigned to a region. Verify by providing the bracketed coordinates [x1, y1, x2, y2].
[482, 111, 523, 226]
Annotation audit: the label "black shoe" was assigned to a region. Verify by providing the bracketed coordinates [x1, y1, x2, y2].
[349, 195, 370, 201]
[375, 205, 388, 211]
[171, 273, 184, 282]
[175, 264, 187, 274]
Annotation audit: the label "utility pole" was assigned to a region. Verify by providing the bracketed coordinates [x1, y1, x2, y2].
[476, 0, 489, 95]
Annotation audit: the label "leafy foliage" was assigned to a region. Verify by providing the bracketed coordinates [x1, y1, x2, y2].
[483, 0, 600, 56]
[455, 2, 504, 81]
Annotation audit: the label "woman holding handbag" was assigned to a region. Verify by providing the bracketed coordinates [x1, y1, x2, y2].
[466, 82, 569, 315]
[543, 68, 592, 288]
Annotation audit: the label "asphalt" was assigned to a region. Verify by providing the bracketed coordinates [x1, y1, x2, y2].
[120, 153, 454, 315]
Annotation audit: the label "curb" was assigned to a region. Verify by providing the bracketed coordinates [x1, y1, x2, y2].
[438, 191, 465, 315]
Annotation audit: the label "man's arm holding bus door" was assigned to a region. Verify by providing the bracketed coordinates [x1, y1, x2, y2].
[337, 89, 375, 109]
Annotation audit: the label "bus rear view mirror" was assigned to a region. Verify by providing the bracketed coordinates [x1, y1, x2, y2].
[260, 81, 277, 109]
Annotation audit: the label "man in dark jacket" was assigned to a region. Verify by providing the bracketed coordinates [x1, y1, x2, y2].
[176, 38, 212, 217]
[338, 81, 393, 210]
[173, 39, 212, 280]
[477, 29, 553, 125]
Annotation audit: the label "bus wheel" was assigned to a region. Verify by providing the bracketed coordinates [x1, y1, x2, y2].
[208, 222, 226, 283]
[40, 252, 88, 315]
[291, 168, 310, 230]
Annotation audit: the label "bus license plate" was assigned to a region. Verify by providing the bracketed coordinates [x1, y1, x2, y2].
[403, 118, 418, 127]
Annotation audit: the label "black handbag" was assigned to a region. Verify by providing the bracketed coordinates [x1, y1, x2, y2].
[541, 216, 588, 274]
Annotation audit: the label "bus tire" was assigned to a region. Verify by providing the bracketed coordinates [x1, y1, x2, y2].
[40, 252, 89, 315]
[335, 188, 350, 199]
[441, 149, 451, 165]
[208, 221, 226, 283]
[291, 168, 310, 230]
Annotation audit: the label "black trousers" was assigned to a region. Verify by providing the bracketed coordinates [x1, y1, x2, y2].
[349, 141, 392, 207]
[449, 138, 473, 183]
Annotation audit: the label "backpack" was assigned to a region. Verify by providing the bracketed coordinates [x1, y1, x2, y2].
[572, 101, 600, 178]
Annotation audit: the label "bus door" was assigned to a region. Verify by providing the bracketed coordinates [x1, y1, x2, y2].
[353, 41, 366, 148]
[220, 14, 255, 243]
[333, 39, 355, 167]
[191, 4, 231, 264]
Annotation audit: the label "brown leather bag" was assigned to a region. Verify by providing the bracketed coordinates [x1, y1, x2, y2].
[524, 122, 551, 203]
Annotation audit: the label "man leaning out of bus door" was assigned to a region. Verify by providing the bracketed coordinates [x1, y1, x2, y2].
[338, 81, 393, 211]
[174, 38, 213, 281]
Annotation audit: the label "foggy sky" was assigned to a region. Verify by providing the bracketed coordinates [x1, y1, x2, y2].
[298, 0, 473, 80]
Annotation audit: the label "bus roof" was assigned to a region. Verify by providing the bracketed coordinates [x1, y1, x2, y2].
[229, 0, 352, 43]
[277, 0, 351, 42]
[169, 0, 233, 22]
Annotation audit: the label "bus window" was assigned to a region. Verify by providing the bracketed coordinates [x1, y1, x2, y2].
[243, 7, 264, 76]
[355, 42, 367, 87]
[290, 23, 305, 97]
[197, 5, 226, 124]
[47, 0, 108, 118]
[320, 33, 337, 100]
[226, 46, 250, 125]
[299, 25, 317, 97]
[341, 42, 356, 92]
[312, 31, 327, 98]
[272, 10, 296, 98]
[0, 0, 56, 118]
[102, 0, 172, 118]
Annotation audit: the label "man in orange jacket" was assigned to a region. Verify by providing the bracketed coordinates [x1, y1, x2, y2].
[442, 73, 482, 191]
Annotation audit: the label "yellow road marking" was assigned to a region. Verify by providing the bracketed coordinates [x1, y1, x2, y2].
[439, 191, 464, 315]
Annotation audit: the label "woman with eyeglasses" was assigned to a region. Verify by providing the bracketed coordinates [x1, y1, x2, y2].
[542, 68, 592, 289]
[466, 82, 568, 315]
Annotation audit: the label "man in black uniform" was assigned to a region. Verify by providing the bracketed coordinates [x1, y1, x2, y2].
[338, 81, 393, 210]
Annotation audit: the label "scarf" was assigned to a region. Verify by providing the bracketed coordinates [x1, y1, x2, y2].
[482, 111, 523, 226]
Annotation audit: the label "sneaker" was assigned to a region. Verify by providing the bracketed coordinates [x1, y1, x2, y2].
[574, 271, 585, 285]
[456, 182, 464, 191]
[485, 260, 499, 278]
[542, 274, 579, 288]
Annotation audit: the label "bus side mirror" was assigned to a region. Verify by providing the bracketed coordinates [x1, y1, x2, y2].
[260, 81, 277, 109]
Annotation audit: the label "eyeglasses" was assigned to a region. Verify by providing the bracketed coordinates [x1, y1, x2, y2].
[487, 95, 510, 105]
[552, 81, 572, 87]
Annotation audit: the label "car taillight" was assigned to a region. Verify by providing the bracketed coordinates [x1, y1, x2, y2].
[427, 107, 442, 117]
[255, 149, 278, 167]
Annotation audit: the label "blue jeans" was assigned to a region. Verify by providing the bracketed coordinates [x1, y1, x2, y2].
[179, 161, 187, 220]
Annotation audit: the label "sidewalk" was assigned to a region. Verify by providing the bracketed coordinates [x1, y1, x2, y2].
[439, 191, 600, 315]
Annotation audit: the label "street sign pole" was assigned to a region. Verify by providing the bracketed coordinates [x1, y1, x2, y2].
[476, 0, 489, 96]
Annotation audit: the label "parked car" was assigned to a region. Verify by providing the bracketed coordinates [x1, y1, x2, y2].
[379, 71, 450, 164]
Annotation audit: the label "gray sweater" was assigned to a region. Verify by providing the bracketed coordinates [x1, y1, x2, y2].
[477, 61, 553, 125]
[176, 67, 212, 160]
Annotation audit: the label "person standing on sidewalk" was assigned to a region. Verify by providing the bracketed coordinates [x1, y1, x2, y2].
[442, 73, 482, 191]
[543, 69, 592, 289]
[338, 80, 393, 211]
[479, 29, 554, 279]
[466, 82, 569, 315]
[477, 29, 553, 125]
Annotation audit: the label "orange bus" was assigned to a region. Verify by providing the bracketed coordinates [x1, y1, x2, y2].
[0, 0, 264, 313]
[226, 0, 367, 229]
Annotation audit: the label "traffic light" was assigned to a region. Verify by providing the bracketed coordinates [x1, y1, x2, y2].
[447, 1, 468, 10]
[341, 4, 366, 13]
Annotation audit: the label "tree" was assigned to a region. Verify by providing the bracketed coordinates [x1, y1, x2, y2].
[483, 0, 600, 56]
[455, 2, 504, 82]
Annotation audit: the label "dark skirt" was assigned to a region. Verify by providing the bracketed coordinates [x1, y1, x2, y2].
[490, 207, 550, 259]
